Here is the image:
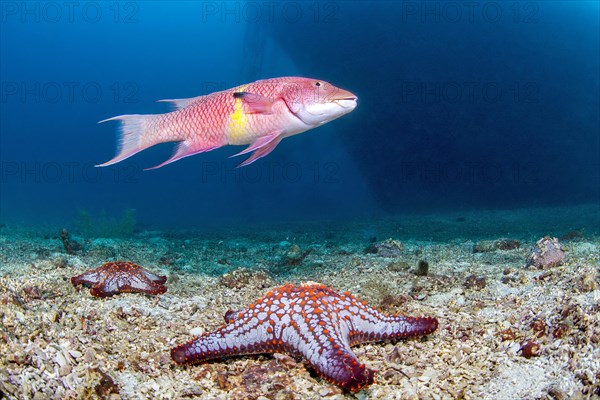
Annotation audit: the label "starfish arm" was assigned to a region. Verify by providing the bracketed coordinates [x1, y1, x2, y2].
[333, 291, 438, 345]
[90, 283, 119, 298]
[141, 269, 167, 284]
[113, 270, 166, 295]
[171, 321, 278, 364]
[289, 322, 374, 392]
[70, 270, 102, 287]
[348, 309, 438, 345]
[307, 344, 374, 392]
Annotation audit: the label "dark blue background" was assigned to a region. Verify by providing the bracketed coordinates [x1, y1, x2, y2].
[1, 1, 598, 229]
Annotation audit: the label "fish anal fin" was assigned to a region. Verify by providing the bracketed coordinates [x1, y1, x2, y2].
[145, 141, 220, 170]
[230, 131, 283, 158]
[233, 92, 274, 114]
[237, 136, 283, 167]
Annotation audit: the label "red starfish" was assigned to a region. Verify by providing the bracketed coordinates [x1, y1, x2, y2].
[171, 283, 437, 392]
[71, 261, 167, 297]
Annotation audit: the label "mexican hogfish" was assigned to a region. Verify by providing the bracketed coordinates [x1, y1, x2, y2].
[97, 77, 357, 169]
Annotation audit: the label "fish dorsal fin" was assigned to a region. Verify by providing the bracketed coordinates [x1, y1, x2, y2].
[156, 95, 206, 111]
[233, 92, 274, 114]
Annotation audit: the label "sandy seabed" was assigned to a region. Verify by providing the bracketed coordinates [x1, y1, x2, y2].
[1, 206, 599, 399]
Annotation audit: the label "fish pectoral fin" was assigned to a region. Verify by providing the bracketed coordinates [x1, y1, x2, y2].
[233, 92, 274, 114]
[237, 136, 283, 168]
[145, 141, 220, 170]
[156, 95, 205, 111]
[229, 131, 283, 158]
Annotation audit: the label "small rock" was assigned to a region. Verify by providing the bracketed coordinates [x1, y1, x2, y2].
[552, 324, 569, 339]
[22, 284, 42, 300]
[218, 268, 273, 289]
[473, 238, 520, 253]
[577, 267, 598, 292]
[520, 340, 541, 358]
[183, 388, 204, 397]
[189, 327, 203, 336]
[158, 256, 175, 266]
[214, 371, 231, 390]
[573, 242, 597, 255]
[84, 348, 96, 363]
[52, 257, 69, 269]
[365, 238, 404, 257]
[387, 261, 411, 272]
[558, 230, 583, 241]
[380, 294, 410, 311]
[414, 260, 429, 276]
[60, 228, 83, 255]
[526, 237, 565, 269]
[59, 364, 72, 377]
[418, 369, 439, 383]
[93, 368, 120, 397]
[167, 273, 179, 284]
[547, 385, 568, 400]
[498, 328, 516, 341]
[54, 351, 68, 368]
[464, 275, 486, 290]
[285, 244, 302, 260]
[283, 244, 312, 265]
[7, 351, 27, 365]
[530, 319, 547, 338]
[364, 244, 378, 254]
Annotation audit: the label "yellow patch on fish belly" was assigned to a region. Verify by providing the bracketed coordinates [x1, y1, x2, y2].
[228, 85, 249, 144]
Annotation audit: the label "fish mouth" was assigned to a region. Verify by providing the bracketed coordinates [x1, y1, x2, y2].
[329, 89, 358, 109]
[332, 97, 357, 110]
[332, 95, 358, 101]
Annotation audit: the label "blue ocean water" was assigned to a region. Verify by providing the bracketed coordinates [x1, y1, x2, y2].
[0, 1, 598, 231]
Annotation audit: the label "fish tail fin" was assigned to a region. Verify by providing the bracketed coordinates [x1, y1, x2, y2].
[96, 114, 168, 167]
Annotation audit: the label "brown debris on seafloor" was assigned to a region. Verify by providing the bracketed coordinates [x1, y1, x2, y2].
[283, 243, 313, 266]
[530, 319, 547, 338]
[218, 267, 274, 289]
[519, 340, 542, 358]
[364, 238, 404, 257]
[387, 260, 411, 272]
[414, 259, 429, 276]
[464, 274, 486, 290]
[526, 237, 565, 269]
[473, 238, 521, 253]
[91, 367, 120, 398]
[498, 328, 517, 341]
[60, 228, 82, 255]
[559, 230, 584, 241]
[379, 293, 411, 312]
[575, 266, 598, 292]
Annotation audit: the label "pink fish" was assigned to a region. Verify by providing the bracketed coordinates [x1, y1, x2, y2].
[97, 77, 357, 169]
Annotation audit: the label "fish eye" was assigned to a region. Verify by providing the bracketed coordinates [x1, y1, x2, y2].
[315, 82, 321, 87]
